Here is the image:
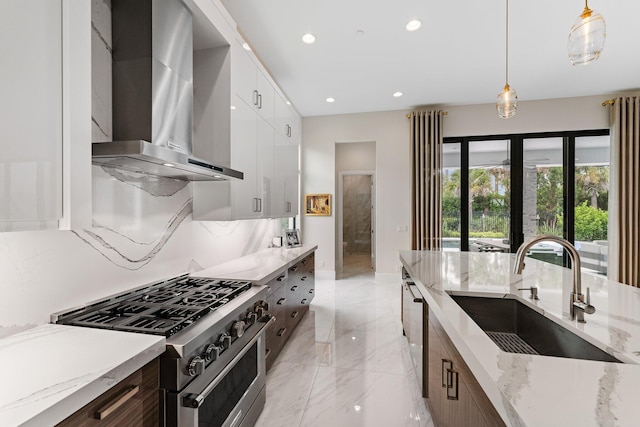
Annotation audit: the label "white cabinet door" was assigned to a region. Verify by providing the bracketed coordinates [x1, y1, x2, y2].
[230, 95, 259, 219]
[256, 116, 275, 217]
[0, 0, 62, 227]
[274, 133, 299, 218]
[256, 70, 275, 126]
[231, 43, 258, 109]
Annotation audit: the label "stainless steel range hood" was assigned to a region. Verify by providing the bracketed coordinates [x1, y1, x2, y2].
[92, 0, 243, 182]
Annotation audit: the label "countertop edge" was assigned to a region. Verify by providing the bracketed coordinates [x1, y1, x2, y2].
[193, 245, 318, 286]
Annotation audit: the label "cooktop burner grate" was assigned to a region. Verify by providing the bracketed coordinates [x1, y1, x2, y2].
[56, 276, 253, 336]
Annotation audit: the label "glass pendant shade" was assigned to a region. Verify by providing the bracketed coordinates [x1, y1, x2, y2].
[497, 84, 517, 119]
[568, 7, 606, 66]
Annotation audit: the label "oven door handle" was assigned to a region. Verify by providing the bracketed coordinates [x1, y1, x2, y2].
[182, 316, 275, 409]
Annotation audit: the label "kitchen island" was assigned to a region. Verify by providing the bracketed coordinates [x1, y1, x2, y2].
[400, 250, 640, 426]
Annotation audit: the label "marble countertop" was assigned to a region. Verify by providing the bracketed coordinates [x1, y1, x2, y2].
[0, 324, 165, 427]
[399, 250, 640, 427]
[194, 245, 318, 285]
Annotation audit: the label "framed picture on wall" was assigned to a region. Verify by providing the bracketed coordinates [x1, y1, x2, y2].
[305, 193, 331, 216]
[284, 229, 302, 248]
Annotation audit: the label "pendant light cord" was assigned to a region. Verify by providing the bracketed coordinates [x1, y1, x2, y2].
[505, 0, 509, 87]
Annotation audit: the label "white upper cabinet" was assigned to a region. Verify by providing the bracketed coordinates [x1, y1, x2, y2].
[274, 92, 301, 144]
[230, 41, 275, 126]
[0, 0, 63, 229]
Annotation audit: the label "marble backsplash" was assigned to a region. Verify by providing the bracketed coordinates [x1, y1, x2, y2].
[0, 165, 278, 339]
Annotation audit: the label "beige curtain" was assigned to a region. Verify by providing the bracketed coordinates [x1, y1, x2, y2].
[610, 96, 640, 287]
[410, 110, 444, 251]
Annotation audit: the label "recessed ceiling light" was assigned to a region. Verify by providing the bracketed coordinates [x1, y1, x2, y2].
[405, 19, 422, 32]
[162, 163, 175, 167]
[393, 91, 403, 98]
[326, 97, 335, 103]
[302, 33, 316, 44]
[214, 175, 222, 179]
[242, 42, 251, 51]
[286, 101, 291, 105]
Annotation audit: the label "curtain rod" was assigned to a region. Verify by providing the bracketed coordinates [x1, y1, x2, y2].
[602, 99, 615, 106]
[406, 112, 448, 119]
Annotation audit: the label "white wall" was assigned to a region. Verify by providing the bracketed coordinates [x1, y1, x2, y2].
[335, 141, 376, 171]
[302, 111, 411, 277]
[301, 93, 628, 277]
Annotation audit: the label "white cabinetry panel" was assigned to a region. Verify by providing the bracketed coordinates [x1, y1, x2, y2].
[0, 0, 63, 228]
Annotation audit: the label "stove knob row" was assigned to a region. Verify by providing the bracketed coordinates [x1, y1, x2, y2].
[245, 311, 258, 326]
[187, 356, 205, 377]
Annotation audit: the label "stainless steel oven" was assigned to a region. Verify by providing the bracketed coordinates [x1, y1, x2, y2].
[166, 317, 271, 427]
[52, 274, 273, 427]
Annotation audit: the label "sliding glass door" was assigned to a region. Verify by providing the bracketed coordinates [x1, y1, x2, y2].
[443, 130, 610, 273]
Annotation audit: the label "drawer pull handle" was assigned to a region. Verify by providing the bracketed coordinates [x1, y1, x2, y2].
[309, 289, 314, 294]
[277, 275, 286, 282]
[290, 285, 298, 291]
[265, 348, 272, 358]
[94, 385, 139, 420]
[301, 299, 308, 305]
[301, 276, 307, 281]
[446, 369, 459, 400]
[441, 359, 452, 388]
[277, 328, 287, 337]
[290, 311, 299, 318]
[277, 298, 286, 305]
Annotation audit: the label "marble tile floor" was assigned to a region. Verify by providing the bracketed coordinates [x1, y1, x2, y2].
[337, 253, 374, 280]
[255, 272, 434, 427]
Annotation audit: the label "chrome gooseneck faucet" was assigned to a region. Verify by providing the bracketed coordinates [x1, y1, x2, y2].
[513, 235, 595, 323]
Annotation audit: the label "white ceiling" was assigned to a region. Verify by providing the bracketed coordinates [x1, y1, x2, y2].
[220, 0, 640, 117]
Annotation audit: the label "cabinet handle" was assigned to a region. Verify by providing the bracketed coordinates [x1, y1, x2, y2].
[258, 93, 263, 109]
[290, 266, 298, 272]
[277, 298, 286, 305]
[94, 385, 140, 420]
[441, 359, 452, 388]
[265, 348, 272, 358]
[258, 198, 262, 212]
[252, 198, 259, 212]
[308, 289, 314, 294]
[290, 311, 299, 318]
[277, 327, 287, 337]
[301, 276, 307, 281]
[405, 282, 423, 303]
[301, 298, 308, 305]
[253, 90, 259, 106]
[276, 275, 286, 282]
[446, 369, 459, 401]
[286, 201, 291, 212]
[290, 285, 298, 291]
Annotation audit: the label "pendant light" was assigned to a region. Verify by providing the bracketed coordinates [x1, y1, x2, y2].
[496, 0, 517, 119]
[568, 0, 606, 66]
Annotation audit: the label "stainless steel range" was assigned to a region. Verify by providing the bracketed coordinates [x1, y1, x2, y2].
[52, 273, 272, 427]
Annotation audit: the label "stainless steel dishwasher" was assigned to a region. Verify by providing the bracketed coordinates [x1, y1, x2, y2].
[401, 267, 428, 398]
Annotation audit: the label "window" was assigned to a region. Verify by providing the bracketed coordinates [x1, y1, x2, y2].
[443, 130, 610, 274]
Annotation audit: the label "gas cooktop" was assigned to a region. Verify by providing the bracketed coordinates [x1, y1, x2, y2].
[54, 275, 252, 337]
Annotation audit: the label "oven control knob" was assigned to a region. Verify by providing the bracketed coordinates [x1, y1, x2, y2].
[245, 312, 258, 325]
[231, 320, 246, 338]
[257, 301, 269, 311]
[218, 333, 232, 350]
[187, 356, 205, 377]
[203, 344, 220, 362]
[255, 306, 265, 318]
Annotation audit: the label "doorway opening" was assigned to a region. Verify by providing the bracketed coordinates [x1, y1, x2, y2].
[338, 172, 375, 278]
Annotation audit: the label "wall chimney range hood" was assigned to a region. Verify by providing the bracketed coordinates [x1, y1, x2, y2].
[92, 0, 243, 182]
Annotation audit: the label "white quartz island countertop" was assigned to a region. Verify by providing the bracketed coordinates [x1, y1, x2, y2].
[0, 324, 165, 427]
[399, 250, 640, 427]
[193, 245, 317, 285]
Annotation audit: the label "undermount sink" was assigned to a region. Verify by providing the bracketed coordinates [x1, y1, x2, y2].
[449, 294, 622, 363]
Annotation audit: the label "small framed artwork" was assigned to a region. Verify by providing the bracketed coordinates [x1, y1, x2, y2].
[305, 193, 331, 216]
[284, 229, 302, 248]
